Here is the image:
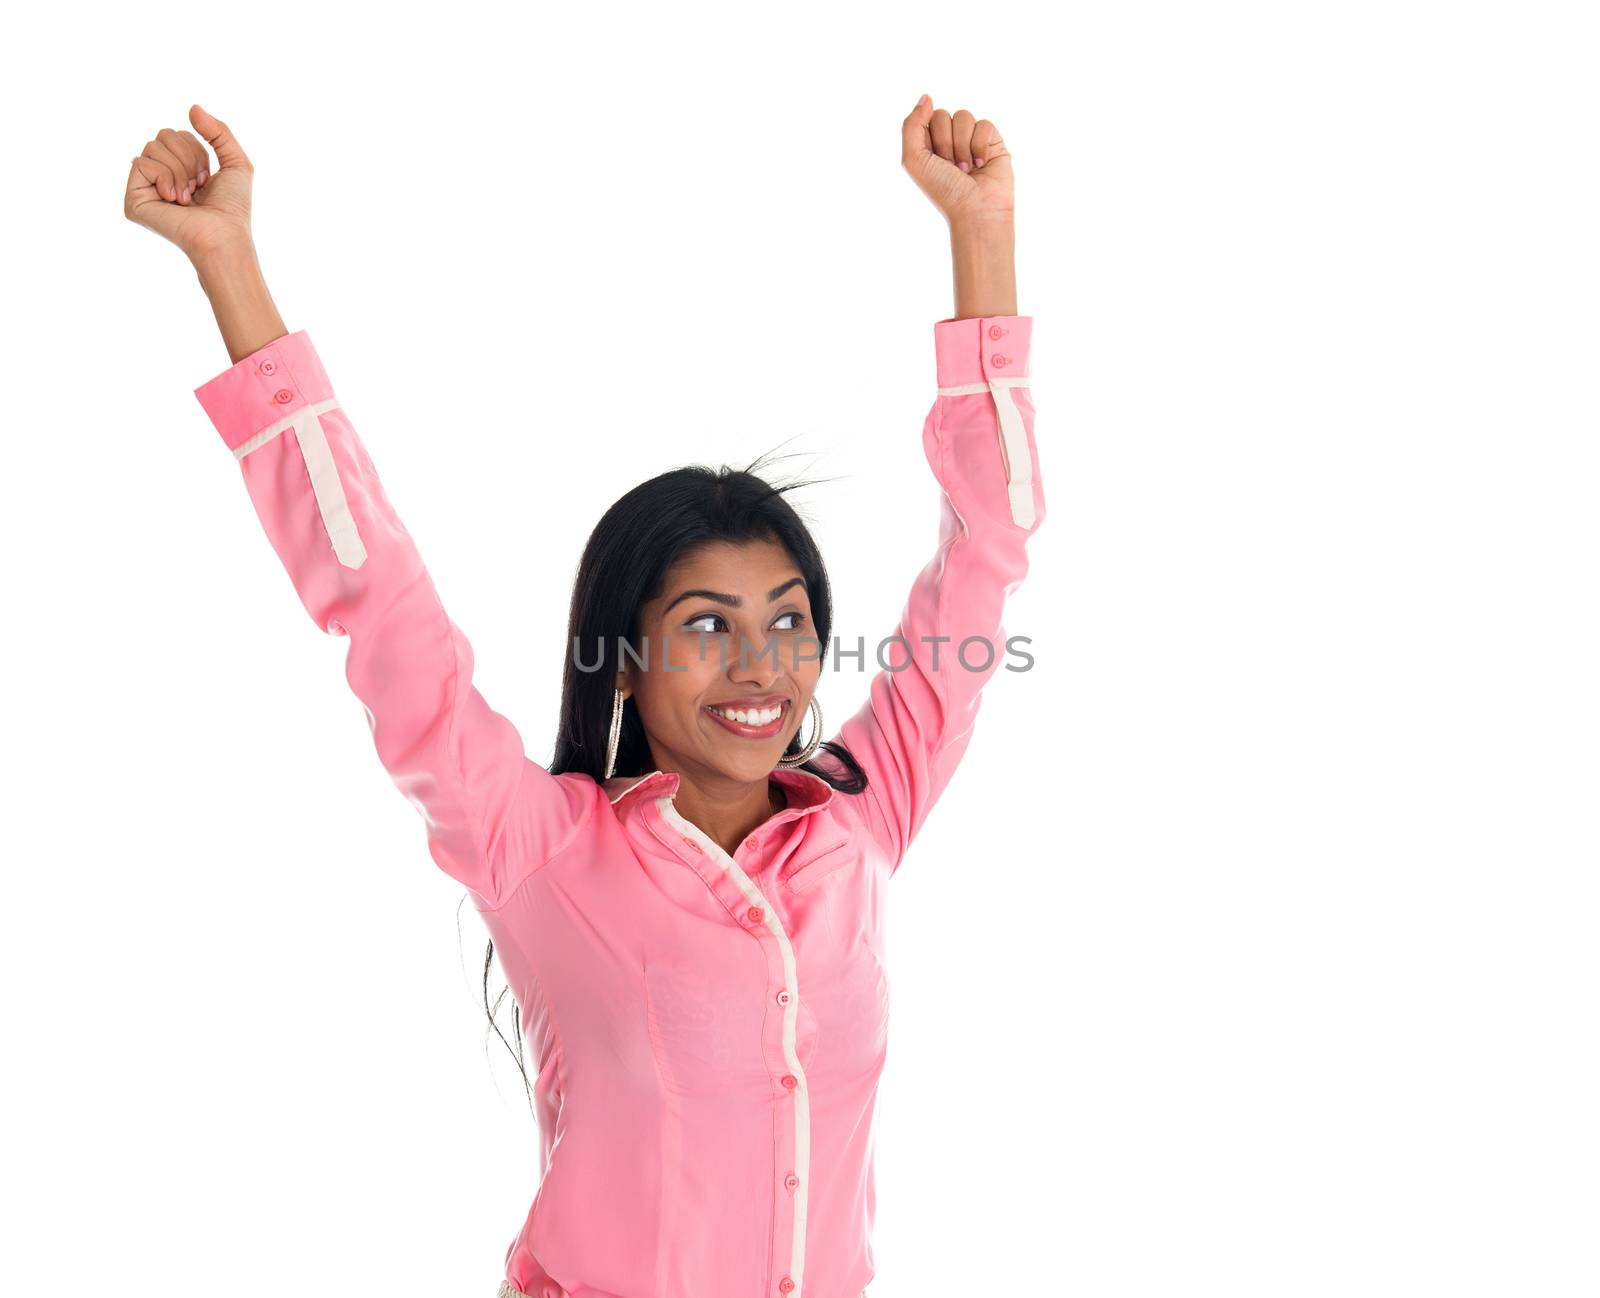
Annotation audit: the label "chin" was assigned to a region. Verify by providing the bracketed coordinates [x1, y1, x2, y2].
[714, 750, 780, 782]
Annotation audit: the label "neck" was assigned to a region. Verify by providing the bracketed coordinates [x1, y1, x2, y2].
[669, 769, 787, 857]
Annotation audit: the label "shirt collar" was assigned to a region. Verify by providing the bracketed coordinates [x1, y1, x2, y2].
[603, 766, 836, 818]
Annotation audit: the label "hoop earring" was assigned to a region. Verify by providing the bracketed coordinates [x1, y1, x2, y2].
[776, 695, 823, 768]
[603, 687, 625, 780]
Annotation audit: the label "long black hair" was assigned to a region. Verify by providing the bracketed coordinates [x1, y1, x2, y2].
[475, 446, 868, 1113]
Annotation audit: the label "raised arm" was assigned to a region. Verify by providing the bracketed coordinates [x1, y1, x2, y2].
[192, 322, 593, 904]
[832, 308, 1042, 872]
[127, 107, 592, 908]
[829, 96, 1045, 873]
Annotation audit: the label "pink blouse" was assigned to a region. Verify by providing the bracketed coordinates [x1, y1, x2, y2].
[193, 314, 1044, 1298]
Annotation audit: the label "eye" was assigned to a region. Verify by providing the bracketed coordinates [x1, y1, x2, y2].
[683, 611, 808, 634]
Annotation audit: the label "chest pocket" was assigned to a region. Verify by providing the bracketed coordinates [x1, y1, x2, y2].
[780, 823, 859, 894]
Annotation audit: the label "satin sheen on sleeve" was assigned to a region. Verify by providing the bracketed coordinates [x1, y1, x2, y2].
[193, 330, 592, 907]
[831, 314, 1045, 874]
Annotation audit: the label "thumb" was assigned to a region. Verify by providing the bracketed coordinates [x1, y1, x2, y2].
[900, 92, 934, 164]
[189, 104, 252, 171]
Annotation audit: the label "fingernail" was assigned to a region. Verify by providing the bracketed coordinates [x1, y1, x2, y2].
[958, 160, 971, 173]
[199, 170, 208, 185]
[974, 156, 986, 167]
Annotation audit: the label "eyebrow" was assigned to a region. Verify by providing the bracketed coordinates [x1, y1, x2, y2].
[663, 576, 807, 613]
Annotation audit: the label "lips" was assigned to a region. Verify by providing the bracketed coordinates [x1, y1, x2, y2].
[703, 699, 789, 739]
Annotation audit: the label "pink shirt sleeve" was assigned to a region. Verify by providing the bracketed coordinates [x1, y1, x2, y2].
[193, 330, 593, 907]
[832, 314, 1044, 874]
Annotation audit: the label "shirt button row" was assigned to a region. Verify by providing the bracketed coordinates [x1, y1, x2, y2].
[775, 989, 791, 1006]
[779, 1278, 795, 1294]
[784, 1172, 800, 1191]
[272, 387, 295, 404]
[780, 1073, 798, 1090]
[990, 353, 1010, 368]
[746, 905, 764, 924]
[988, 323, 1009, 340]
[682, 836, 703, 854]
[259, 358, 277, 375]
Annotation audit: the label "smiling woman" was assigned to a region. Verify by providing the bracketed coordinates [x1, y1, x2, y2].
[655, 567, 814, 743]
[133, 93, 1042, 1298]
[560, 487, 866, 858]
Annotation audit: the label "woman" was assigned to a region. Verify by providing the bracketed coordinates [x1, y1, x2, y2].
[124, 94, 1045, 1298]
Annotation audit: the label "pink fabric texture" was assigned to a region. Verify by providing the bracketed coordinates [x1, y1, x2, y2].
[194, 315, 1044, 1298]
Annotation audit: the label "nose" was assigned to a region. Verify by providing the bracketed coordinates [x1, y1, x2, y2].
[729, 631, 784, 688]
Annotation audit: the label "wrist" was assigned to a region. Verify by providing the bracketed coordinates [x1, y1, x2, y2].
[949, 211, 1015, 242]
[192, 239, 260, 288]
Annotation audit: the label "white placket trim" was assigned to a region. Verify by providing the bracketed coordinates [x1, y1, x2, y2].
[232, 397, 369, 569]
[938, 376, 1035, 528]
[655, 795, 810, 1298]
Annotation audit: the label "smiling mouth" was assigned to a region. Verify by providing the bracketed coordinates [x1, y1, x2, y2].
[703, 700, 790, 739]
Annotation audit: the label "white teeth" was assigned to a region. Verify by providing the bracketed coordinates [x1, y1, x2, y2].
[710, 704, 782, 726]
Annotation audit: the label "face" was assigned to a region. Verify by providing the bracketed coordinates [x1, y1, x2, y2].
[622, 537, 822, 789]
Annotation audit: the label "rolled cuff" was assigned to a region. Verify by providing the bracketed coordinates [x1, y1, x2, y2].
[193, 330, 335, 454]
[933, 314, 1032, 388]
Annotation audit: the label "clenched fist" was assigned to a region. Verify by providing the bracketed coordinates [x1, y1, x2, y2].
[900, 94, 1015, 226]
[124, 105, 255, 264]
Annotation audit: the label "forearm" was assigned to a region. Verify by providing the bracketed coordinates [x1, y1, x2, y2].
[949, 216, 1017, 320]
[193, 243, 288, 364]
[191, 222, 1015, 358]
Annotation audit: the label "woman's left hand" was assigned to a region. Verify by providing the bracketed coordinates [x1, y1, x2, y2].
[900, 94, 1014, 226]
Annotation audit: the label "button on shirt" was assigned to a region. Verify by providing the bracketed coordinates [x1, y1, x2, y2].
[192, 315, 1045, 1298]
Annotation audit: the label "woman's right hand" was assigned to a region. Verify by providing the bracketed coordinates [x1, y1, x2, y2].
[124, 105, 254, 265]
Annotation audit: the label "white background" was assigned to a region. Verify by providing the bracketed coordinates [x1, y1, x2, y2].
[3, 2, 1596, 1295]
